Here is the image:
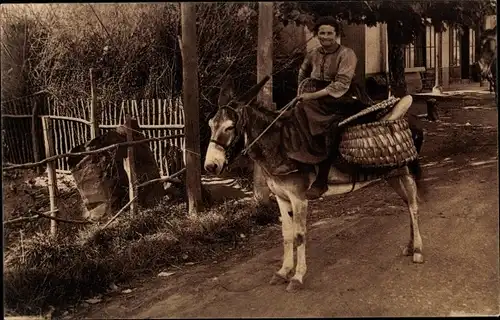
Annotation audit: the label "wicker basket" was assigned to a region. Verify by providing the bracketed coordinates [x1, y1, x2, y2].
[339, 118, 418, 168]
[296, 78, 417, 168]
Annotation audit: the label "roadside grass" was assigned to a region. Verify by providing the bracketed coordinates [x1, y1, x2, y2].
[4, 197, 279, 315]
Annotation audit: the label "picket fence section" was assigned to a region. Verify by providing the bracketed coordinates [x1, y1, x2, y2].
[97, 98, 186, 177]
[44, 98, 89, 171]
[2, 96, 185, 175]
[1, 95, 42, 165]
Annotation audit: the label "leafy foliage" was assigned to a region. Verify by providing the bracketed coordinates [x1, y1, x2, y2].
[276, 0, 496, 45]
[1, 4, 182, 103]
[1, 3, 305, 106]
[275, 0, 495, 96]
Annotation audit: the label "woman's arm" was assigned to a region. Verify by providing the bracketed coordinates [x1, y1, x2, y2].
[298, 53, 312, 84]
[299, 88, 330, 100]
[299, 48, 357, 101]
[324, 48, 357, 98]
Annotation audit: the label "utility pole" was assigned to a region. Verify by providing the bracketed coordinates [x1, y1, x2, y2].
[180, 3, 203, 214]
[254, 1, 274, 205]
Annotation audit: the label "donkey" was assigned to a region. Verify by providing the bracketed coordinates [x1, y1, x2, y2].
[204, 76, 425, 292]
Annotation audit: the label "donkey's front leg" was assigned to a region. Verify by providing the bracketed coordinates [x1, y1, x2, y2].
[287, 197, 308, 292]
[270, 196, 294, 285]
[400, 175, 424, 263]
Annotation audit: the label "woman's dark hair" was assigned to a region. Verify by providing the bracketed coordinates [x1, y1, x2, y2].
[312, 16, 341, 36]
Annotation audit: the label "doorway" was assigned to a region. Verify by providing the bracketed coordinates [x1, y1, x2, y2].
[460, 27, 470, 79]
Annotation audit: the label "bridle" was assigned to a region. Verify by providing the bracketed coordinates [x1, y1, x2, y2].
[209, 104, 246, 168]
[208, 97, 299, 169]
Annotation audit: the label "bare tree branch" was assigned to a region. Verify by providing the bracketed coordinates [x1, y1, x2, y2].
[2, 134, 184, 171]
[101, 195, 138, 229]
[3, 214, 40, 226]
[3, 209, 94, 226]
[136, 167, 186, 189]
[37, 211, 94, 225]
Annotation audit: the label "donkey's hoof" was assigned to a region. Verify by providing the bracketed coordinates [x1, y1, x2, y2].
[286, 279, 303, 292]
[269, 273, 289, 285]
[413, 252, 424, 264]
[402, 246, 413, 256]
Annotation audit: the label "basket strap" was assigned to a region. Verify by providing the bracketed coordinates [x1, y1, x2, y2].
[338, 96, 400, 128]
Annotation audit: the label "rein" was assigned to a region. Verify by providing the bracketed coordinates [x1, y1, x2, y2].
[211, 97, 299, 169]
[241, 97, 299, 156]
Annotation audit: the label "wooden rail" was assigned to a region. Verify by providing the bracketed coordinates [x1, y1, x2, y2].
[2, 134, 185, 171]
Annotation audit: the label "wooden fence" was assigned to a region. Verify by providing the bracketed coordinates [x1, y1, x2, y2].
[96, 98, 185, 176]
[3, 122, 186, 236]
[2, 95, 185, 175]
[1, 95, 43, 166]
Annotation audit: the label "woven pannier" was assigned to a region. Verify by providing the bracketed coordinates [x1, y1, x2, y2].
[297, 78, 418, 168]
[339, 118, 418, 168]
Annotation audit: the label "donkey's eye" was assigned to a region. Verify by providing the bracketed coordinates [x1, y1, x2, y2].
[225, 126, 235, 132]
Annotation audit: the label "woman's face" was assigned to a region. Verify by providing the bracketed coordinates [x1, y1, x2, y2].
[318, 25, 337, 48]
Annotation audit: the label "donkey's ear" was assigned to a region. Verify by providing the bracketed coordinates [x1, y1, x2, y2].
[218, 78, 235, 106]
[238, 75, 270, 104]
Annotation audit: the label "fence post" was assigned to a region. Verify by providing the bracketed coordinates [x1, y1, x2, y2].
[32, 100, 41, 174]
[41, 116, 58, 237]
[181, 2, 204, 215]
[124, 115, 137, 216]
[89, 68, 100, 139]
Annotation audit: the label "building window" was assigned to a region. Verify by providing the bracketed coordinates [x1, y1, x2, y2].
[469, 28, 476, 63]
[405, 43, 416, 68]
[450, 27, 461, 66]
[404, 29, 425, 68]
[425, 25, 436, 68]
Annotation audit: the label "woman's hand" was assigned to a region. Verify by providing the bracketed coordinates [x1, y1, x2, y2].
[297, 92, 317, 101]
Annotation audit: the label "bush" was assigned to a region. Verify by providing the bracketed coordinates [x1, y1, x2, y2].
[2, 3, 304, 108]
[2, 4, 182, 104]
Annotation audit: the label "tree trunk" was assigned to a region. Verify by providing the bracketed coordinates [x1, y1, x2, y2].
[475, 21, 484, 63]
[180, 3, 204, 214]
[254, 2, 274, 206]
[387, 23, 408, 97]
[475, 21, 484, 85]
[433, 32, 443, 94]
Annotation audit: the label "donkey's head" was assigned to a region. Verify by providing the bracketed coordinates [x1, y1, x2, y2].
[204, 76, 270, 175]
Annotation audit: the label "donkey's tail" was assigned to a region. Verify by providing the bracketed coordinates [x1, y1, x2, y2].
[408, 158, 426, 202]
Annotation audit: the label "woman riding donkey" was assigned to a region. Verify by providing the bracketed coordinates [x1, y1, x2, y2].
[273, 16, 373, 200]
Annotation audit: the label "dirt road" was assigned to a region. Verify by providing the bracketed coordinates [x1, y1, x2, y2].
[77, 94, 499, 318]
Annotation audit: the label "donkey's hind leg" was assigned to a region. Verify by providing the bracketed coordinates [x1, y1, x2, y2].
[387, 174, 424, 263]
[387, 176, 413, 256]
[270, 196, 294, 285]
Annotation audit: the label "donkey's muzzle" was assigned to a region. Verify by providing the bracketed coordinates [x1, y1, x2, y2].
[204, 163, 218, 174]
